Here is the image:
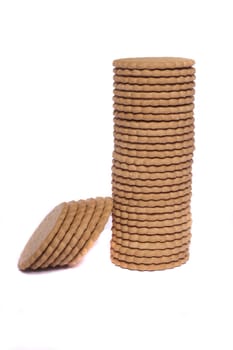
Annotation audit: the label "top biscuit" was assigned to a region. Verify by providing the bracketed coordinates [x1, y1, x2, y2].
[18, 202, 68, 270]
[113, 57, 195, 69]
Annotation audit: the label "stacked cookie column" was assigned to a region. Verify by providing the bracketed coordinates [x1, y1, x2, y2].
[111, 57, 195, 271]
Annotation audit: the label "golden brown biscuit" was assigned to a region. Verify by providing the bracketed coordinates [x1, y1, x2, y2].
[113, 67, 195, 77]
[114, 110, 194, 121]
[111, 240, 190, 257]
[113, 145, 194, 159]
[112, 228, 191, 243]
[112, 151, 193, 166]
[113, 131, 194, 144]
[113, 82, 195, 92]
[114, 75, 195, 85]
[112, 206, 190, 222]
[113, 219, 191, 235]
[112, 179, 192, 194]
[112, 172, 192, 187]
[112, 159, 193, 172]
[113, 198, 190, 214]
[112, 231, 191, 249]
[114, 103, 194, 115]
[114, 124, 194, 137]
[113, 89, 195, 99]
[113, 96, 194, 107]
[113, 117, 194, 129]
[113, 57, 195, 69]
[111, 253, 189, 271]
[111, 246, 188, 263]
[18, 202, 68, 271]
[113, 138, 194, 151]
[112, 226, 191, 243]
[112, 192, 192, 208]
[112, 187, 192, 202]
[112, 211, 190, 228]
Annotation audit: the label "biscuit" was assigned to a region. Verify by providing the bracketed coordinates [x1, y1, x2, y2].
[114, 123, 194, 136]
[18, 202, 68, 271]
[111, 247, 188, 264]
[112, 151, 193, 166]
[112, 231, 191, 248]
[113, 89, 195, 99]
[112, 226, 191, 242]
[112, 172, 192, 187]
[112, 187, 192, 202]
[114, 110, 194, 121]
[113, 145, 194, 159]
[112, 159, 193, 172]
[113, 67, 195, 78]
[112, 219, 191, 235]
[113, 82, 195, 92]
[112, 163, 192, 179]
[113, 206, 190, 222]
[112, 192, 192, 207]
[51, 199, 87, 267]
[112, 179, 192, 194]
[113, 131, 194, 144]
[114, 103, 194, 115]
[113, 75, 195, 85]
[113, 57, 195, 69]
[31, 201, 79, 270]
[111, 240, 190, 258]
[113, 138, 194, 151]
[68, 197, 113, 267]
[112, 211, 190, 228]
[113, 117, 194, 129]
[113, 96, 194, 107]
[111, 254, 189, 271]
[113, 198, 190, 214]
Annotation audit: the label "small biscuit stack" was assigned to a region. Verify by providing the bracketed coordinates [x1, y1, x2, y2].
[111, 57, 195, 271]
[18, 197, 112, 271]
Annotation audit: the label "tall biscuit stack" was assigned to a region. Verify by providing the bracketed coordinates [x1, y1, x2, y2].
[111, 57, 195, 271]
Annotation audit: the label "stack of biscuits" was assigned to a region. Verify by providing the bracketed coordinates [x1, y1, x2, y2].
[111, 57, 195, 271]
[18, 197, 113, 271]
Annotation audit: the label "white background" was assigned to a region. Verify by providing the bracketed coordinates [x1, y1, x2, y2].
[0, 0, 233, 349]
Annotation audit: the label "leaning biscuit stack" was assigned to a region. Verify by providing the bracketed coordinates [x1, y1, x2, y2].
[18, 197, 112, 271]
[111, 57, 195, 271]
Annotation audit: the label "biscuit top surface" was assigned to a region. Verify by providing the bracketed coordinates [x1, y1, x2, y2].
[18, 202, 67, 267]
[113, 57, 195, 69]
